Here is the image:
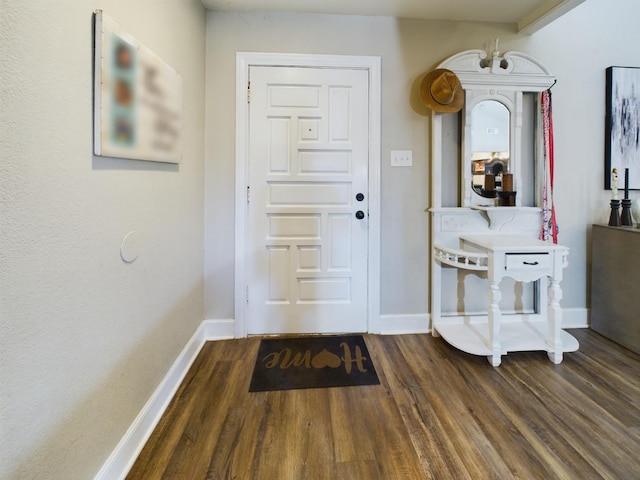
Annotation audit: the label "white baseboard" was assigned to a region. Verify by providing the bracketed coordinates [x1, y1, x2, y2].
[371, 314, 430, 335]
[200, 318, 236, 339]
[370, 308, 588, 335]
[561, 308, 589, 329]
[94, 319, 235, 480]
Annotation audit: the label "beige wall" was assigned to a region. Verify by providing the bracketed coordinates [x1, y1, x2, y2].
[204, 0, 640, 321]
[0, 0, 206, 478]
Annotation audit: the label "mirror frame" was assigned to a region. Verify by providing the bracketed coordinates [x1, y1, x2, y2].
[470, 99, 510, 198]
[430, 48, 555, 208]
[464, 88, 516, 204]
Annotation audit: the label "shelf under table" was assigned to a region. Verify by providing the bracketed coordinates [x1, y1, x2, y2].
[435, 317, 579, 356]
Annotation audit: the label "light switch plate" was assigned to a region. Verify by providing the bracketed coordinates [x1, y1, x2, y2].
[390, 150, 412, 167]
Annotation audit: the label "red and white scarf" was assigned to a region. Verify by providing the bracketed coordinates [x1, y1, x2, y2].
[540, 89, 558, 244]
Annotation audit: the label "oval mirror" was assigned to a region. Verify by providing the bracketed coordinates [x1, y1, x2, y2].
[470, 100, 510, 198]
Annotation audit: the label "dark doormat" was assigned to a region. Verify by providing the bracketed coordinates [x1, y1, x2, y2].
[249, 335, 380, 392]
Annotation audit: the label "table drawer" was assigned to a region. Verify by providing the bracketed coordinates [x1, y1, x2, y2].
[505, 252, 551, 272]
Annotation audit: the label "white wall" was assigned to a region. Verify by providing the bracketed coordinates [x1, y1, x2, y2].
[521, 0, 640, 315]
[204, 0, 640, 323]
[0, 1, 206, 478]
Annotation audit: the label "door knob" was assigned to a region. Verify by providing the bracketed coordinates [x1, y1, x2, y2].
[355, 210, 365, 220]
[356, 193, 365, 202]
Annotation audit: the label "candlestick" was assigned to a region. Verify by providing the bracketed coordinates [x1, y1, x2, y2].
[502, 173, 513, 192]
[612, 168, 619, 200]
[498, 191, 516, 206]
[609, 199, 621, 226]
[484, 173, 495, 191]
[625, 167, 629, 200]
[621, 199, 633, 226]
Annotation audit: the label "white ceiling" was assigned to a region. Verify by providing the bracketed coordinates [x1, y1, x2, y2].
[201, 0, 585, 34]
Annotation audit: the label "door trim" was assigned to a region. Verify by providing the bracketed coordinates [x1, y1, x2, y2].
[234, 52, 381, 338]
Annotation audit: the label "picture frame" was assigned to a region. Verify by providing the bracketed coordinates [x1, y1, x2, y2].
[605, 66, 640, 190]
[93, 10, 183, 164]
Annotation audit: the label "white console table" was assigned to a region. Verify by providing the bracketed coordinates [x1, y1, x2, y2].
[433, 233, 578, 366]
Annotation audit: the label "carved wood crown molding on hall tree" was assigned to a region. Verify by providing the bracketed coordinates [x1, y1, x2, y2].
[437, 48, 555, 92]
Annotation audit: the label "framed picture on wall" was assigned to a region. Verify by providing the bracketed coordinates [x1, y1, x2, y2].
[93, 10, 183, 164]
[605, 66, 640, 190]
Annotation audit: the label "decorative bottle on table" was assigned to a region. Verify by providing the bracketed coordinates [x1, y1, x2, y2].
[608, 168, 621, 227]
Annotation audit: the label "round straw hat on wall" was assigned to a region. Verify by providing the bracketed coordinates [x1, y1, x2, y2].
[420, 68, 464, 113]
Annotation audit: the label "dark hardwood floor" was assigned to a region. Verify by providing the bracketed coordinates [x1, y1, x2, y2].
[127, 329, 640, 479]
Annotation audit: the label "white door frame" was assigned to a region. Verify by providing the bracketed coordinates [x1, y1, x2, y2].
[234, 52, 381, 338]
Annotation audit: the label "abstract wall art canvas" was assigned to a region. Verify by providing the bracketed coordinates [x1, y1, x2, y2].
[605, 66, 640, 189]
[93, 10, 182, 164]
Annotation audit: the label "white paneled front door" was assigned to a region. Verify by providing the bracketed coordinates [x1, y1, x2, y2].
[246, 66, 369, 334]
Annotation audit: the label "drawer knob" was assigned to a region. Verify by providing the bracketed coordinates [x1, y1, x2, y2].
[523, 261, 539, 266]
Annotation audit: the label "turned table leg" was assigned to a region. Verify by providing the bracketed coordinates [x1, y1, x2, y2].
[547, 278, 563, 364]
[487, 280, 502, 367]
